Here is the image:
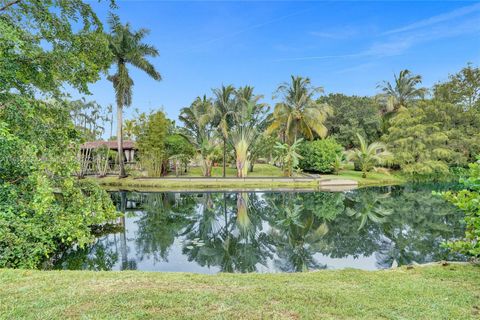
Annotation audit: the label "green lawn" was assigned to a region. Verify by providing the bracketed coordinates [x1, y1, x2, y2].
[92, 163, 403, 191]
[166, 163, 291, 177]
[1, 264, 479, 319]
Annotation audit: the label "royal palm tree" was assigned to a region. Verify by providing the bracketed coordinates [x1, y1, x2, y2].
[107, 14, 161, 177]
[345, 133, 393, 178]
[212, 85, 236, 177]
[267, 76, 332, 144]
[377, 69, 426, 113]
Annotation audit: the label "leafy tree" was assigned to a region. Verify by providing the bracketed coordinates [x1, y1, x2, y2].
[0, 0, 114, 95]
[346, 134, 392, 178]
[384, 100, 480, 181]
[441, 159, 480, 258]
[107, 14, 161, 177]
[320, 94, 383, 148]
[298, 138, 343, 173]
[165, 134, 195, 176]
[267, 76, 332, 144]
[179, 96, 220, 177]
[248, 134, 277, 172]
[434, 63, 480, 110]
[274, 139, 303, 177]
[135, 111, 170, 177]
[0, 96, 117, 268]
[377, 69, 426, 114]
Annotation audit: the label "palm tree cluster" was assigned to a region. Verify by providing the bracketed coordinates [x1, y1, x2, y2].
[180, 85, 269, 177]
[99, 13, 429, 179]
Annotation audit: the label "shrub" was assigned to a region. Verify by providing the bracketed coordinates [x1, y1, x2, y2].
[0, 96, 118, 268]
[298, 138, 343, 173]
[440, 159, 480, 258]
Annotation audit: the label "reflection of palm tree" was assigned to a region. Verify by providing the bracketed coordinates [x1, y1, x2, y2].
[183, 193, 273, 273]
[266, 194, 328, 272]
[345, 190, 393, 230]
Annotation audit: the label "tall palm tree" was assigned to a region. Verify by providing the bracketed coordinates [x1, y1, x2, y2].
[107, 14, 161, 177]
[212, 85, 236, 177]
[345, 133, 393, 178]
[267, 76, 332, 144]
[377, 69, 426, 113]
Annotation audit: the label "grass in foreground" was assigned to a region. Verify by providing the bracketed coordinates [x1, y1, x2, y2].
[0, 265, 479, 319]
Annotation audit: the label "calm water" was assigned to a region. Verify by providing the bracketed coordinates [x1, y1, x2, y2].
[54, 184, 466, 273]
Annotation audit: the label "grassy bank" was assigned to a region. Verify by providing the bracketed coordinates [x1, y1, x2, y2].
[1, 264, 479, 319]
[90, 164, 404, 191]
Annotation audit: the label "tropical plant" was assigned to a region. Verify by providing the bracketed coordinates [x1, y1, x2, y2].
[123, 119, 136, 140]
[107, 14, 161, 177]
[212, 85, 236, 177]
[274, 139, 304, 177]
[345, 134, 392, 178]
[377, 69, 426, 113]
[228, 126, 256, 178]
[179, 96, 219, 177]
[441, 159, 480, 258]
[267, 76, 332, 144]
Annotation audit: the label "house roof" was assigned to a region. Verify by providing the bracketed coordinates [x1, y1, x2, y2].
[81, 140, 136, 150]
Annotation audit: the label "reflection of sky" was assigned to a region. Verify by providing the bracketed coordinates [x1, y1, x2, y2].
[105, 212, 220, 274]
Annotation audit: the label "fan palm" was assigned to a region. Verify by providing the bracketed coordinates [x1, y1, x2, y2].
[377, 69, 426, 113]
[267, 76, 332, 144]
[345, 133, 393, 178]
[107, 14, 161, 177]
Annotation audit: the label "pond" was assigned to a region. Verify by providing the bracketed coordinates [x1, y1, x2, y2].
[54, 184, 466, 273]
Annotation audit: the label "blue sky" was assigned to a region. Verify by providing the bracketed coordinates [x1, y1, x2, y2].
[75, 0, 480, 124]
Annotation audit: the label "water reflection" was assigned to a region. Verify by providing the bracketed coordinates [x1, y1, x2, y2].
[54, 185, 466, 273]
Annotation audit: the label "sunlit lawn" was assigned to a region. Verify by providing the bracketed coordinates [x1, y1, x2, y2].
[1, 265, 479, 319]
[166, 163, 293, 177]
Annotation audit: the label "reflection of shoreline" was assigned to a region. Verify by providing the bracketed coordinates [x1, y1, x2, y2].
[56, 185, 466, 273]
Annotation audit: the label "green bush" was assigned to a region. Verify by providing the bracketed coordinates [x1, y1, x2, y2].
[440, 159, 480, 258]
[0, 96, 118, 268]
[299, 138, 343, 173]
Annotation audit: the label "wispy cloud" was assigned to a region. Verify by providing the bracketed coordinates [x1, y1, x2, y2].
[310, 26, 358, 40]
[382, 2, 480, 35]
[183, 8, 310, 53]
[276, 3, 480, 63]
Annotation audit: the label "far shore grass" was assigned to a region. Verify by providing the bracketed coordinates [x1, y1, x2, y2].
[1, 264, 479, 319]
[89, 163, 404, 191]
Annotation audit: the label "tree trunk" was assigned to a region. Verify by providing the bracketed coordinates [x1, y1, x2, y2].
[223, 137, 226, 178]
[249, 161, 254, 173]
[117, 103, 126, 178]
